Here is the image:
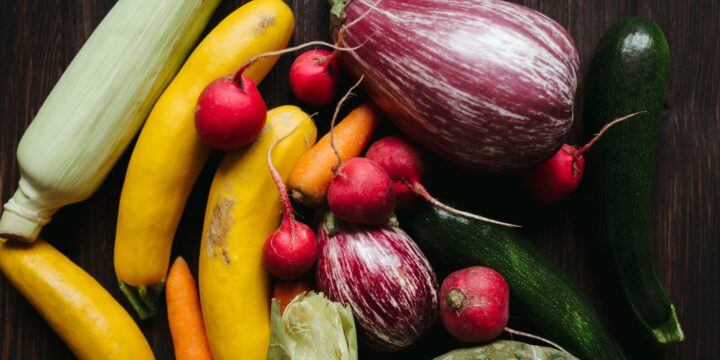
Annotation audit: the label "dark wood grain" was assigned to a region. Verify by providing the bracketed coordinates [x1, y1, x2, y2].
[1, 0, 718, 359]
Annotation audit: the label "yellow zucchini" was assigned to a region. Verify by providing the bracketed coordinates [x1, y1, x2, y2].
[0, 0, 221, 243]
[114, 0, 295, 318]
[0, 238, 154, 360]
[199, 106, 317, 360]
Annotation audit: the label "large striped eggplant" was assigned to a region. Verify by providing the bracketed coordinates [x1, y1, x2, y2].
[332, 0, 580, 173]
[316, 212, 438, 352]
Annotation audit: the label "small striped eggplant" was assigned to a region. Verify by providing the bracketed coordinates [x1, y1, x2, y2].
[316, 212, 438, 352]
[332, 0, 580, 173]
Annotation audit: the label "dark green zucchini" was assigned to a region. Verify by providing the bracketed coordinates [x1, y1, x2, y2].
[401, 202, 626, 360]
[583, 18, 683, 345]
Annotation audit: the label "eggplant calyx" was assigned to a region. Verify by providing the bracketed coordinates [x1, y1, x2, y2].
[330, 0, 350, 29]
[387, 214, 399, 228]
[322, 211, 340, 236]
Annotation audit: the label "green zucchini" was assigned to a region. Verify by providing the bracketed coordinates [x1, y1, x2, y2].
[401, 202, 625, 360]
[583, 17, 683, 344]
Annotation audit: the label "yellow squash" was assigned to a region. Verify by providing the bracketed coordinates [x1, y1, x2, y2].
[0, 238, 154, 360]
[114, 0, 295, 318]
[199, 106, 317, 360]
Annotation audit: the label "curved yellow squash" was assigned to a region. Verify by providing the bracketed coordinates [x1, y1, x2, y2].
[114, 0, 295, 313]
[199, 106, 317, 360]
[0, 238, 154, 360]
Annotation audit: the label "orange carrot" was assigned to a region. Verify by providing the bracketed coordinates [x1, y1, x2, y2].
[167, 257, 213, 360]
[272, 278, 314, 314]
[288, 101, 383, 207]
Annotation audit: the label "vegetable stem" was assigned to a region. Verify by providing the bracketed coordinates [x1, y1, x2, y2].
[236, 41, 362, 76]
[574, 111, 646, 159]
[505, 327, 570, 354]
[322, 211, 341, 237]
[329, 75, 364, 172]
[649, 304, 685, 344]
[410, 182, 520, 228]
[267, 116, 310, 246]
[118, 280, 165, 319]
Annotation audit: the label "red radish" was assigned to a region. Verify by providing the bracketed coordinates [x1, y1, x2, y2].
[327, 157, 395, 225]
[440, 266, 509, 343]
[365, 135, 423, 208]
[194, 72, 266, 150]
[525, 112, 644, 204]
[262, 126, 318, 280]
[286, 12, 374, 107]
[525, 144, 584, 204]
[366, 136, 518, 228]
[195, 40, 360, 150]
[290, 49, 341, 106]
[391, 182, 417, 209]
[324, 75, 396, 225]
[440, 266, 573, 352]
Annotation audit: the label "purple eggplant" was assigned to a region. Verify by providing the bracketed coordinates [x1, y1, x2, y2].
[332, 0, 580, 173]
[316, 212, 438, 352]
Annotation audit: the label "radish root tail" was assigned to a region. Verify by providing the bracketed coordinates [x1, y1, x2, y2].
[409, 182, 521, 228]
[505, 326, 571, 354]
[236, 41, 365, 76]
[330, 75, 364, 172]
[342, 0, 384, 32]
[574, 111, 646, 159]
[267, 117, 309, 248]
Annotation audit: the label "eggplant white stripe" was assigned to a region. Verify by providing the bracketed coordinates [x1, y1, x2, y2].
[316, 216, 438, 352]
[335, 0, 580, 172]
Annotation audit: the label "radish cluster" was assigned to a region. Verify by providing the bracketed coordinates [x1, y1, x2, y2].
[192, 38, 364, 280]
[324, 135, 519, 227]
[365, 136, 519, 228]
[194, 44, 345, 151]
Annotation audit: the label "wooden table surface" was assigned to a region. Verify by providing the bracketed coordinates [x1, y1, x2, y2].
[1, 0, 717, 359]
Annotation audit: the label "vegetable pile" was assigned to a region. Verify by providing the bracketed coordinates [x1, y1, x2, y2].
[0, 0, 683, 359]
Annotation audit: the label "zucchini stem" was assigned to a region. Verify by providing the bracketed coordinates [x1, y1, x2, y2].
[649, 304, 685, 344]
[118, 280, 164, 319]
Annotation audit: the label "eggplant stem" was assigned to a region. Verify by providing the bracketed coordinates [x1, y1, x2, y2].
[322, 211, 340, 237]
[330, 75, 364, 172]
[574, 111, 646, 159]
[331, 0, 382, 61]
[410, 182, 521, 228]
[505, 327, 570, 354]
